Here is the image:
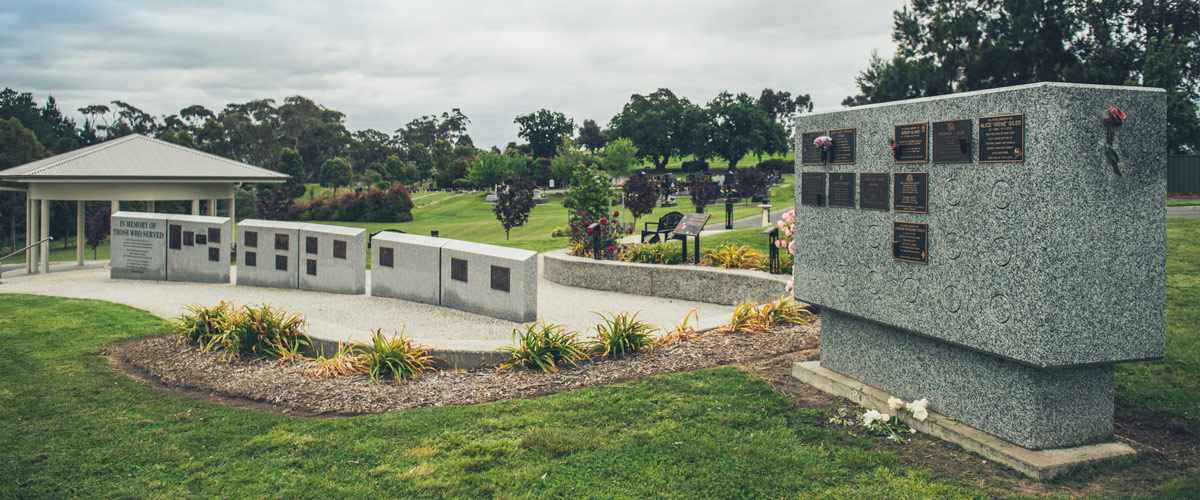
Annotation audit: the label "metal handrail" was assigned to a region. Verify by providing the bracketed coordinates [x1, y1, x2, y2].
[0, 237, 54, 279]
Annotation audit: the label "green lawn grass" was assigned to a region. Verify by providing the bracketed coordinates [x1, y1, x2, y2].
[1115, 218, 1200, 433]
[1, 294, 992, 499]
[1167, 198, 1200, 207]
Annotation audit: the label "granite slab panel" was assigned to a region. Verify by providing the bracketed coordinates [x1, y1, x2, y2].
[370, 232, 449, 305]
[165, 214, 231, 284]
[440, 240, 537, 323]
[298, 224, 366, 295]
[235, 219, 303, 289]
[791, 82, 1166, 368]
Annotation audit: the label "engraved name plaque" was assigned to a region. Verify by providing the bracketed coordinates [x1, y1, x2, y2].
[451, 257, 468, 282]
[859, 173, 890, 211]
[894, 122, 929, 163]
[893, 172, 928, 214]
[932, 119, 972, 163]
[490, 265, 511, 292]
[801, 172, 827, 206]
[800, 131, 825, 165]
[828, 172, 856, 208]
[829, 128, 856, 164]
[979, 113, 1025, 162]
[893, 221, 928, 264]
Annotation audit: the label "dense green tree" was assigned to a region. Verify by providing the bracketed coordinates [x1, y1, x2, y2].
[351, 129, 397, 173]
[395, 109, 470, 150]
[602, 137, 638, 178]
[0, 118, 50, 169]
[0, 89, 81, 153]
[407, 144, 434, 186]
[609, 89, 700, 170]
[844, 0, 1200, 151]
[577, 119, 607, 154]
[277, 147, 307, 195]
[514, 109, 575, 159]
[468, 150, 524, 189]
[562, 164, 614, 224]
[383, 155, 408, 184]
[702, 92, 785, 169]
[318, 157, 352, 195]
[758, 89, 813, 136]
[550, 137, 586, 187]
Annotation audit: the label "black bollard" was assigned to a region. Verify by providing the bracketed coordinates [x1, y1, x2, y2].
[725, 201, 733, 230]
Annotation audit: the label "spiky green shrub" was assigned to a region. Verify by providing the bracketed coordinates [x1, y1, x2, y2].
[754, 295, 815, 329]
[700, 242, 764, 270]
[497, 322, 589, 373]
[587, 311, 656, 358]
[352, 328, 437, 383]
[175, 301, 234, 344]
[620, 241, 683, 265]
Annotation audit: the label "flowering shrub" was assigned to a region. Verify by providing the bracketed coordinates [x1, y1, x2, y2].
[776, 209, 796, 290]
[568, 210, 629, 260]
[289, 184, 414, 222]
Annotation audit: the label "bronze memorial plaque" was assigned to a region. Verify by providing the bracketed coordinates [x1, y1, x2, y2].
[379, 247, 394, 268]
[801, 172, 827, 206]
[183, 231, 194, 247]
[859, 173, 890, 211]
[333, 240, 347, 259]
[244, 251, 257, 267]
[490, 265, 511, 292]
[829, 128, 856, 164]
[893, 221, 928, 264]
[893, 172, 928, 213]
[208, 247, 220, 262]
[275, 255, 288, 271]
[306, 259, 317, 276]
[451, 257, 468, 282]
[274, 233, 289, 251]
[244, 231, 258, 248]
[305, 236, 318, 255]
[208, 227, 221, 244]
[169, 224, 182, 250]
[894, 122, 929, 163]
[672, 213, 711, 237]
[800, 131, 825, 165]
[828, 172, 856, 208]
[932, 119, 972, 163]
[979, 113, 1025, 162]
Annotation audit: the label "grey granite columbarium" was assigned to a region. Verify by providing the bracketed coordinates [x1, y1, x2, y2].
[110, 212, 169, 280]
[791, 83, 1165, 451]
[440, 240, 537, 323]
[370, 232, 448, 305]
[298, 224, 366, 294]
[236, 219, 303, 289]
[165, 214, 231, 284]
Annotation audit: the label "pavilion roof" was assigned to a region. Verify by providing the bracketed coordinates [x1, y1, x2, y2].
[0, 134, 288, 182]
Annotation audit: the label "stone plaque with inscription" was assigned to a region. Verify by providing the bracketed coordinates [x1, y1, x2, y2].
[932, 119, 972, 163]
[893, 172, 928, 214]
[298, 223, 367, 295]
[491, 265, 511, 292]
[800, 131, 825, 165]
[110, 212, 169, 280]
[859, 173, 890, 211]
[801, 172, 826, 206]
[979, 113, 1024, 162]
[829, 128, 856, 164]
[370, 232, 449, 306]
[672, 213, 711, 237]
[828, 173, 856, 208]
[892, 221, 928, 264]
[164, 214, 231, 284]
[894, 122, 929, 163]
[237, 219, 303, 290]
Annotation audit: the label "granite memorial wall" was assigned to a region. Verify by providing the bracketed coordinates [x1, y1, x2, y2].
[791, 82, 1166, 450]
[111, 211, 231, 283]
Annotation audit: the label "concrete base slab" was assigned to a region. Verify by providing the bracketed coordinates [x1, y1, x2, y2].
[790, 361, 1137, 480]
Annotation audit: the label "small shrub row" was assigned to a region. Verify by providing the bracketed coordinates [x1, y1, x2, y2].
[289, 184, 414, 222]
[700, 242, 764, 270]
[715, 296, 816, 334]
[497, 312, 658, 372]
[618, 241, 793, 274]
[680, 160, 709, 172]
[620, 241, 683, 265]
[175, 302, 310, 361]
[304, 329, 437, 383]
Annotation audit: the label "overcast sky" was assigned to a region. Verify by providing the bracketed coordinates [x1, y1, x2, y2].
[1, 0, 905, 149]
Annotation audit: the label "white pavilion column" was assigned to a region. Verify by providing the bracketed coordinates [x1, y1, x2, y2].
[25, 197, 33, 273]
[207, 198, 216, 216]
[29, 199, 40, 273]
[148, 201, 155, 213]
[191, 199, 200, 215]
[229, 196, 236, 221]
[76, 201, 85, 266]
[40, 199, 50, 274]
[111, 200, 119, 214]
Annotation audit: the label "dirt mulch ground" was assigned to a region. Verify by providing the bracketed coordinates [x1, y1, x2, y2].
[103, 321, 1200, 498]
[104, 322, 819, 417]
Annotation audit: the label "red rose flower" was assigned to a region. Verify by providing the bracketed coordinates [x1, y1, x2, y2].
[586, 227, 595, 234]
[627, 227, 634, 234]
[1105, 107, 1126, 126]
[607, 246, 615, 253]
[571, 225, 578, 232]
[600, 218, 608, 224]
[613, 210, 620, 217]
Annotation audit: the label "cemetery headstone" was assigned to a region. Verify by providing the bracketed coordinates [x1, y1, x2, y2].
[790, 82, 1165, 450]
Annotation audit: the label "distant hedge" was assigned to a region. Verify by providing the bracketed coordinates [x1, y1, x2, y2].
[681, 160, 709, 172]
[289, 184, 414, 222]
[756, 158, 793, 173]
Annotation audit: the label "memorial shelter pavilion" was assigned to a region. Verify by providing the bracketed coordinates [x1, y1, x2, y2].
[0, 134, 287, 274]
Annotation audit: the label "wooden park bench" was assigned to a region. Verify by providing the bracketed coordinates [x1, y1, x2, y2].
[641, 211, 684, 244]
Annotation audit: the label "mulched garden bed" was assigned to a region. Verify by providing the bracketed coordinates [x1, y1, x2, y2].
[103, 321, 820, 417]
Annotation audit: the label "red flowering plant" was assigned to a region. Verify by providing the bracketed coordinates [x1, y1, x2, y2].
[1103, 107, 1125, 176]
[567, 210, 628, 260]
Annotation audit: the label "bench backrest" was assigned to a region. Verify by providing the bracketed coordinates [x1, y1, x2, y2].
[658, 211, 684, 229]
